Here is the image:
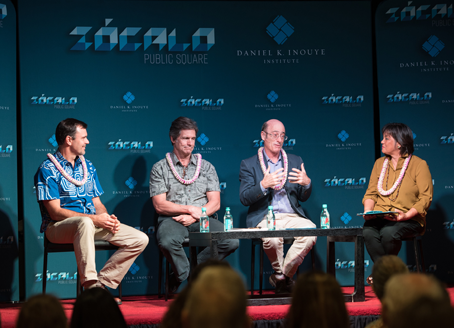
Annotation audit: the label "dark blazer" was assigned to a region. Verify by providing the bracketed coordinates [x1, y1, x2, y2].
[239, 153, 312, 228]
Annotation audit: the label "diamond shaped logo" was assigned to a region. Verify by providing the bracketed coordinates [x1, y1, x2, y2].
[125, 177, 137, 190]
[340, 212, 352, 225]
[220, 182, 227, 190]
[413, 132, 416, 140]
[123, 92, 135, 104]
[337, 130, 349, 142]
[266, 15, 294, 45]
[422, 35, 445, 58]
[0, 4, 7, 19]
[48, 134, 58, 147]
[129, 262, 140, 275]
[197, 133, 209, 146]
[267, 91, 279, 103]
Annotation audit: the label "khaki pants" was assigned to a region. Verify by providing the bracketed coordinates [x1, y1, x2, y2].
[46, 216, 148, 289]
[257, 213, 316, 277]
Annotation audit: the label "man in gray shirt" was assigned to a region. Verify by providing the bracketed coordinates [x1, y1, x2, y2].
[150, 117, 239, 292]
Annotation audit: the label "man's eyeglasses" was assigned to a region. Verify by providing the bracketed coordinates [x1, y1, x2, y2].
[264, 132, 288, 141]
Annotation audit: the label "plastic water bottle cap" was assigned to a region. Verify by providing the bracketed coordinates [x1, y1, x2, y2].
[202, 207, 206, 212]
[226, 207, 230, 211]
[268, 206, 273, 210]
[322, 204, 327, 208]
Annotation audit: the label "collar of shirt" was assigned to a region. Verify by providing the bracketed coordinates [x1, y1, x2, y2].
[385, 153, 410, 171]
[263, 149, 282, 165]
[170, 152, 197, 167]
[54, 150, 82, 167]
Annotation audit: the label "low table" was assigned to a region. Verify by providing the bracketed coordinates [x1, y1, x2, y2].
[189, 227, 364, 305]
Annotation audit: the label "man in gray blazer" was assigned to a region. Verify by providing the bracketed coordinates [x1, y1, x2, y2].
[239, 119, 316, 293]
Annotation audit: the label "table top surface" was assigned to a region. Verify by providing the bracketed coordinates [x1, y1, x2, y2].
[189, 227, 363, 240]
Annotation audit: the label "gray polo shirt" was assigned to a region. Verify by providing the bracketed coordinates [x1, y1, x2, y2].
[149, 152, 220, 207]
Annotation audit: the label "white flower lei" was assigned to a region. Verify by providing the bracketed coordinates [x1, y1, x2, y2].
[47, 153, 88, 186]
[166, 153, 202, 185]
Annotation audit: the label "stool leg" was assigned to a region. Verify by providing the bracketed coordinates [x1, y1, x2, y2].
[77, 267, 82, 297]
[118, 282, 122, 300]
[42, 250, 48, 294]
[259, 242, 264, 295]
[413, 239, 420, 273]
[311, 248, 316, 270]
[165, 258, 169, 301]
[418, 239, 426, 273]
[158, 250, 163, 298]
[251, 242, 255, 296]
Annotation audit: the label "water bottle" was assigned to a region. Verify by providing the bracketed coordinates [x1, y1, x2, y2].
[266, 206, 276, 231]
[200, 207, 210, 233]
[320, 204, 330, 229]
[224, 207, 233, 231]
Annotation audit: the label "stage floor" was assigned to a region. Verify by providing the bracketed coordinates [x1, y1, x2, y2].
[1, 286, 453, 328]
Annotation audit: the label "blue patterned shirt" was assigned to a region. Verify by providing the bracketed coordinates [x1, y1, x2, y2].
[34, 151, 103, 232]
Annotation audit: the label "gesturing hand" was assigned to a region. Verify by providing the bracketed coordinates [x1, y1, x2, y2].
[261, 166, 286, 189]
[173, 215, 197, 227]
[288, 163, 311, 186]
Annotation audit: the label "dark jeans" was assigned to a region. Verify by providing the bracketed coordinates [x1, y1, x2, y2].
[156, 216, 239, 282]
[363, 218, 424, 263]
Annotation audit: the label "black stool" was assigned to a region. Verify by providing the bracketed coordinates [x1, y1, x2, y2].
[158, 238, 197, 301]
[43, 236, 123, 299]
[251, 237, 316, 295]
[403, 235, 425, 272]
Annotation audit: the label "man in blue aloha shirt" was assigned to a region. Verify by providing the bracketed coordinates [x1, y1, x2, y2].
[35, 118, 148, 302]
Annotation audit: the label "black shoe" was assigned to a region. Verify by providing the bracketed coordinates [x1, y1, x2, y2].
[269, 273, 287, 294]
[168, 272, 182, 294]
[285, 276, 295, 292]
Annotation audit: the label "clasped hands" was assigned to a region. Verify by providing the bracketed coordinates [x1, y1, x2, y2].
[95, 213, 121, 234]
[173, 205, 202, 226]
[261, 163, 311, 189]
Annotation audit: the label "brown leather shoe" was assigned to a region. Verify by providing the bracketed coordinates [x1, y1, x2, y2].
[269, 273, 287, 294]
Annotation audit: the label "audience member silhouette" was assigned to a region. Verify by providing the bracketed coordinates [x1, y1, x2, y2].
[181, 266, 250, 328]
[284, 271, 350, 328]
[16, 294, 67, 328]
[160, 259, 231, 328]
[365, 255, 409, 328]
[70, 287, 127, 328]
[382, 273, 452, 328]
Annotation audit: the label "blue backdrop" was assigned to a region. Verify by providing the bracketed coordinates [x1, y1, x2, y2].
[7, 0, 450, 302]
[0, 0, 18, 303]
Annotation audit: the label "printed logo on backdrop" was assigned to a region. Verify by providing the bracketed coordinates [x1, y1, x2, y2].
[0, 144, 13, 157]
[124, 261, 153, 284]
[321, 94, 364, 107]
[31, 94, 77, 109]
[385, 3, 454, 25]
[181, 96, 224, 111]
[110, 92, 149, 112]
[0, 3, 6, 27]
[324, 176, 366, 189]
[412, 132, 430, 150]
[0, 105, 10, 110]
[398, 36, 453, 73]
[35, 270, 78, 285]
[112, 176, 148, 198]
[0, 235, 14, 248]
[108, 139, 153, 153]
[220, 182, 227, 194]
[440, 133, 454, 144]
[236, 15, 326, 65]
[70, 19, 214, 65]
[326, 130, 362, 151]
[443, 221, 454, 229]
[135, 226, 155, 235]
[194, 132, 221, 154]
[253, 138, 296, 151]
[386, 92, 431, 105]
[442, 89, 454, 104]
[335, 259, 370, 273]
[254, 91, 292, 110]
[35, 134, 58, 153]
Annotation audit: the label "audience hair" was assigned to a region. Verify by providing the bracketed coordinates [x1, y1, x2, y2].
[382, 273, 451, 327]
[16, 294, 67, 328]
[371, 255, 409, 301]
[70, 287, 127, 328]
[285, 271, 350, 328]
[160, 259, 232, 328]
[182, 266, 249, 328]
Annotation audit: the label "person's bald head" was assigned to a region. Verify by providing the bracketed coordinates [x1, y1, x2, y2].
[182, 267, 249, 328]
[261, 119, 286, 156]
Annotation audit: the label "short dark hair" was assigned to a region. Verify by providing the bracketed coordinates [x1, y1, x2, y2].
[169, 117, 198, 145]
[382, 123, 414, 155]
[371, 255, 408, 301]
[55, 118, 87, 146]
